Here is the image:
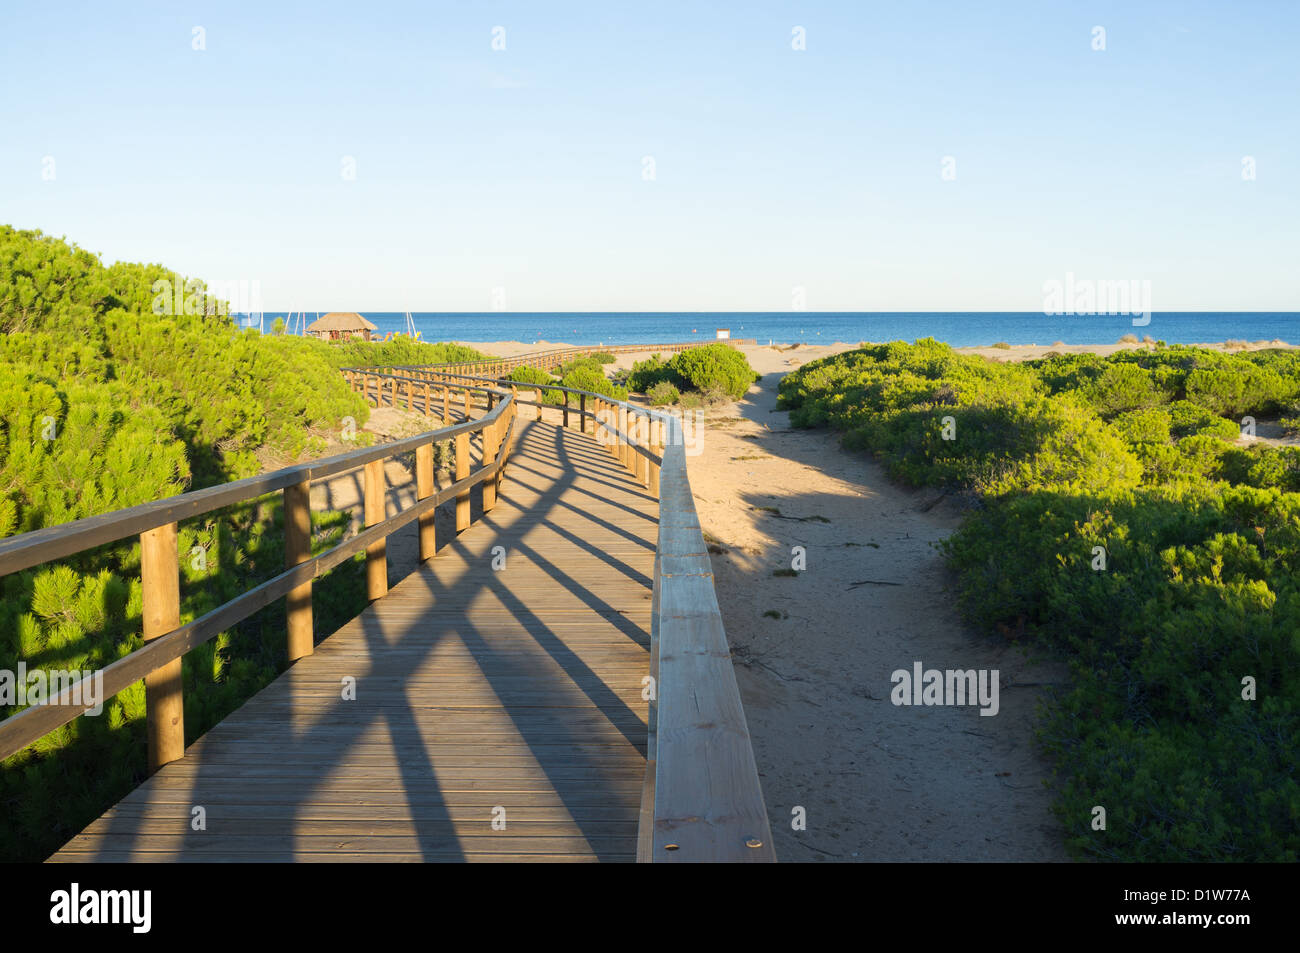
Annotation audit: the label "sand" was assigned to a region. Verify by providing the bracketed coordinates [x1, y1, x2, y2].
[321, 335, 1294, 862]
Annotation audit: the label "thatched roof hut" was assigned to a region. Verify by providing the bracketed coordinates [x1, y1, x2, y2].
[307, 312, 378, 341]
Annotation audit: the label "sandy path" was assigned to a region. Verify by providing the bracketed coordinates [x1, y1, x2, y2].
[690, 347, 1070, 861]
[312, 336, 1293, 862]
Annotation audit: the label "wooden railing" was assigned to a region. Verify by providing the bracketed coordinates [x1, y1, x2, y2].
[0, 348, 775, 863]
[352, 339, 723, 381]
[356, 362, 776, 862]
[0, 381, 517, 771]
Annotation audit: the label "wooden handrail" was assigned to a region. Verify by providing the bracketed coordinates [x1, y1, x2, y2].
[368, 364, 775, 862]
[3, 345, 774, 863]
[0, 386, 517, 767]
[346, 340, 714, 378]
[0, 407, 496, 577]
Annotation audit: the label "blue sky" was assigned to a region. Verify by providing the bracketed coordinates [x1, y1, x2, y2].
[1, 1, 1296, 311]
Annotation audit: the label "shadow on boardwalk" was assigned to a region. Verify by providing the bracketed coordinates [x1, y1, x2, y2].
[50, 416, 655, 862]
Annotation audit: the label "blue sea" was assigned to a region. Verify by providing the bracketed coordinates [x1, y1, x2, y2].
[236, 312, 1300, 349]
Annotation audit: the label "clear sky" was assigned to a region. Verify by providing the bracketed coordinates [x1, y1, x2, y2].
[1, 1, 1296, 312]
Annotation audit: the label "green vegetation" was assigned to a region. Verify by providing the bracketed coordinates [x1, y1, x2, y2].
[507, 364, 553, 387]
[326, 336, 486, 371]
[627, 344, 759, 403]
[0, 225, 488, 860]
[504, 355, 629, 403]
[560, 361, 628, 401]
[646, 380, 680, 406]
[779, 338, 1300, 861]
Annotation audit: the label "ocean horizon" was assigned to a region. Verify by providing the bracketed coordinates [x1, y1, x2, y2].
[234, 312, 1300, 349]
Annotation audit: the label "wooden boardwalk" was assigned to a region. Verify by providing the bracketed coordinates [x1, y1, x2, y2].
[50, 417, 654, 862]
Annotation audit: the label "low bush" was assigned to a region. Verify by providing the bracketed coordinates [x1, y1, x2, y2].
[507, 365, 554, 388]
[560, 363, 628, 401]
[782, 338, 1300, 861]
[668, 343, 758, 400]
[646, 380, 680, 406]
[627, 355, 673, 393]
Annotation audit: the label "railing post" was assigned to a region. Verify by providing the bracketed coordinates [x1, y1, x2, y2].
[141, 522, 184, 773]
[423, 381, 431, 416]
[633, 413, 647, 486]
[498, 399, 512, 492]
[416, 441, 437, 561]
[455, 430, 470, 532]
[535, 387, 542, 420]
[365, 459, 387, 600]
[442, 386, 450, 423]
[483, 414, 498, 512]
[580, 393, 587, 434]
[624, 400, 634, 468]
[648, 417, 661, 496]
[285, 480, 313, 661]
[563, 390, 570, 428]
[463, 387, 471, 416]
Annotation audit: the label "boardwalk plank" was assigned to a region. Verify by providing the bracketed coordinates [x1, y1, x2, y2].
[49, 418, 653, 863]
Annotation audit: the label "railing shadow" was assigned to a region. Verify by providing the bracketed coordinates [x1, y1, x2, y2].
[80, 415, 652, 861]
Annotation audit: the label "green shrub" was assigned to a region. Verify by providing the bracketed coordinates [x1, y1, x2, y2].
[783, 339, 1300, 862]
[508, 365, 554, 387]
[627, 355, 674, 393]
[560, 364, 628, 401]
[1081, 363, 1165, 417]
[555, 356, 604, 378]
[647, 380, 680, 406]
[1111, 407, 1172, 446]
[667, 344, 758, 401]
[0, 225, 454, 860]
[323, 336, 489, 370]
[1166, 400, 1239, 441]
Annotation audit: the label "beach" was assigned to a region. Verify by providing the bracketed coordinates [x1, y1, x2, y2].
[352, 335, 1285, 859]
[325, 336, 1276, 859]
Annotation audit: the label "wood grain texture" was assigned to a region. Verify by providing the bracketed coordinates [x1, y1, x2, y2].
[50, 417, 655, 863]
[646, 440, 777, 862]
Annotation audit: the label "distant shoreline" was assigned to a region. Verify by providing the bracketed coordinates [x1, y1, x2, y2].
[234, 310, 1300, 351]
[444, 337, 1296, 365]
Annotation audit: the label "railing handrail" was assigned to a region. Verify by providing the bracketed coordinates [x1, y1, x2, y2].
[3, 346, 775, 863]
[343, 340, 709, 376]
[353, 365, 654, 410]
[0, 401, 507, 578]
[0, 383, 517, 765]
[364, 364, 776, 862]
